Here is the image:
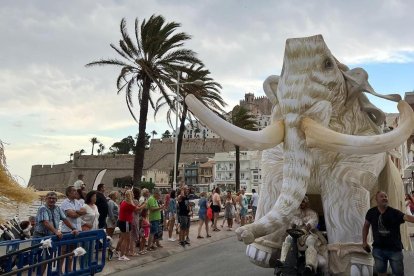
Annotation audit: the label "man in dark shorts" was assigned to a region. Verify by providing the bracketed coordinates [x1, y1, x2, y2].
[362, 191, 414, 276]
[178, 188, 191, 247]
[147, 190, 164, 250]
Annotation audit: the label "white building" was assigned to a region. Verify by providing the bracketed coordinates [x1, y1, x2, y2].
[213, 151, 262, 192]
[254, 114, 271, 130]
[172, 120, 220, 139]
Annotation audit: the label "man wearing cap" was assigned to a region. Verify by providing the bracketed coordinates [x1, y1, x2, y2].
[276, 195, 326, 274]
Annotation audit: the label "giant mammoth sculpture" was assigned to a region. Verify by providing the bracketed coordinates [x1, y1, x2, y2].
[186, 35, 414, 275]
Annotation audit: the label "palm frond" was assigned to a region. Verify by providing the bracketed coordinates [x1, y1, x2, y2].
[85, 59, 130, 68]
[120, 18, 140, 58]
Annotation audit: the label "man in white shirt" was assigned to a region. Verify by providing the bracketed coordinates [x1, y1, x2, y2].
[276, 196, 326, 274]
[61, 186, 86, 232]
[251, 189, 259, 220]
[60, 185, 86, 272]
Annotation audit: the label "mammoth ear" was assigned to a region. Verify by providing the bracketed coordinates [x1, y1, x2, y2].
[358, 93, 386, 126]
[263, 75, 279, 105]
[343, 68, 401, 107]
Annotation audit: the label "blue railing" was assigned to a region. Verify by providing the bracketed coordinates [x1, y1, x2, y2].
[0, 230, 107, 276]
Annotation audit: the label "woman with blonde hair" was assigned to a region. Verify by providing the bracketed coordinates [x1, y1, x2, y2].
[116, 190, 140, 261]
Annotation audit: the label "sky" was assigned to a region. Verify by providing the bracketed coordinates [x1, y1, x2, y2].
[1, 0, 413, 186]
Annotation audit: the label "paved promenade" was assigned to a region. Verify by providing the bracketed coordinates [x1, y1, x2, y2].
[102, 219, 237, 275]
[102, 220, 414, 275]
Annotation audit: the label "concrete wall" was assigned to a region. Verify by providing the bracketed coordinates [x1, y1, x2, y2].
[29, 138, 236, 193]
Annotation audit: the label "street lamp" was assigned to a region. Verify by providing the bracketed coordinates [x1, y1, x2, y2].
[173, 72, 203, 190]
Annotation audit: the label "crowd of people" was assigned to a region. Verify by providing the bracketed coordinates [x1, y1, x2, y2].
[2, 174, 259, 263]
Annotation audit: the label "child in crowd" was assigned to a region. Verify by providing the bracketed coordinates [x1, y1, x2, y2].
[139, 209, 150, 255]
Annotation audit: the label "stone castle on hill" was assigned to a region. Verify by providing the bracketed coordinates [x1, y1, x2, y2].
[29, 138, 236, 193]
[240, 92, 272, 115]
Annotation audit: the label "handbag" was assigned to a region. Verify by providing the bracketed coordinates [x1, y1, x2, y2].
[207, 207, 213, 220]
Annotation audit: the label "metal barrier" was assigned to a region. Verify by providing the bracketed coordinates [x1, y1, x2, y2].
[0, 230, 107, 276]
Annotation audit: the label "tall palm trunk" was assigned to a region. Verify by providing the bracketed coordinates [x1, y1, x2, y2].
[175, 103, 188, 182]
[91, 143, 95, 155]
[133, 78, 151, 186]
[235, 145, 240, 192]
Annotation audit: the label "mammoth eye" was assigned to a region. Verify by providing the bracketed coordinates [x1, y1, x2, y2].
[323, 58, 334, 70]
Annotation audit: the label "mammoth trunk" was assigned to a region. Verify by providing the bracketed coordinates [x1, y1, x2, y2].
[254, 123, 312, 237]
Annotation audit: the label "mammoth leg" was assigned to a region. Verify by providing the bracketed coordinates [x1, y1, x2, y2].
[320, 152, 386, 244]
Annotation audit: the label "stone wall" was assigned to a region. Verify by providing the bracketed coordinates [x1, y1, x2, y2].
[29, 163, 73, 191]
[29, 138, 236, 193]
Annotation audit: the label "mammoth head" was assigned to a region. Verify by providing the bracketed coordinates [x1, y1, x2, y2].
[186, 35, 414, 155]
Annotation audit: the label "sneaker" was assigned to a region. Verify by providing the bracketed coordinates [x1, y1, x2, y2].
[118, 256, 130, 261]
[179, 241, 186, 248]
[168, 238, 176, 242]
[184, 240, 191, 245]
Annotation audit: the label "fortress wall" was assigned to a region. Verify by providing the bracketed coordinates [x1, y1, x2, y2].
[29, 163, 73, 192]
[29, 138, 237, 193]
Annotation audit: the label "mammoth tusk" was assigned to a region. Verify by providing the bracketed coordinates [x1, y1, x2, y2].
[185, 94, 284, 150]
[301, 100, 414, 154]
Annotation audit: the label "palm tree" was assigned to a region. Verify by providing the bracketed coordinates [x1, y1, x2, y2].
[155, 65, 226, 183]
[230, 105, 256, 192]
[162, 130, 172, 139]
[86, 15, 201, 186]
[99, 143, 105, 155]
[151, 130, 158, 139]
[90, 137, 100, 155]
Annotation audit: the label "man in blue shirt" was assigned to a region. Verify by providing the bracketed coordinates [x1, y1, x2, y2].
[33, 192, 79, 238]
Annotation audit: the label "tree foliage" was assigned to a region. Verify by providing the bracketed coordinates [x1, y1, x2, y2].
[110, 136, 135, 154]
[230, 106, 257, 191]
[87, 15, 202, 185]
[140, 180, 155, 192]
[161, 130, 172, 139]
[154, 65, 226, 183]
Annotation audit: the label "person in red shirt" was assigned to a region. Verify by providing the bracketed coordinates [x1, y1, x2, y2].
[117, 190, 140, 261]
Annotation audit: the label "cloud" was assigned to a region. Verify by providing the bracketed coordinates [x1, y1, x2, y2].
[1, 0, 414, 185]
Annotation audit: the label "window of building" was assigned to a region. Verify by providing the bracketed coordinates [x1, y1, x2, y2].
[241, 172, 245, 179]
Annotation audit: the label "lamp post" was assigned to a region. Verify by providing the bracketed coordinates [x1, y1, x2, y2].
[173, 72, 203, 190]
